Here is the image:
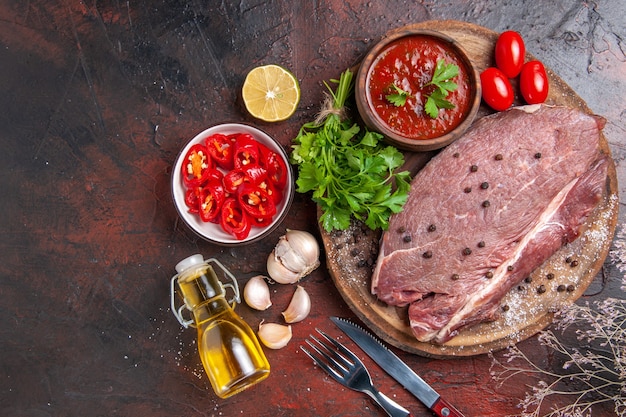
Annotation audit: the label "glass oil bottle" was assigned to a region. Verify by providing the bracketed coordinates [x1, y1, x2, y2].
[171, 254, 270, 398]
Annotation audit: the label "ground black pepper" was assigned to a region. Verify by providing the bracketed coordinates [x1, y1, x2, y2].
[507, 265, 514, 271]
[525, 276, 532, 283]
[451, 273, 460, 281]
[495, 154, 503, 160]
[570, 260, 579, 267]
[453, 152, 460, 158]
[397, 226, 406, 233]
[464, 187, 472, 193]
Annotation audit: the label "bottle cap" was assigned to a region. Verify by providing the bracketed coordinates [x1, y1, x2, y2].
[175, 254, 205, 274]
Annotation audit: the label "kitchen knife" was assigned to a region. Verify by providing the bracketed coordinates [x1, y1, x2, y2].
[331, 317, 465, 417]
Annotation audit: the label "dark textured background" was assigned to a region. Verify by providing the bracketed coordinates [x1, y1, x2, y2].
[1, 1, 624, 416]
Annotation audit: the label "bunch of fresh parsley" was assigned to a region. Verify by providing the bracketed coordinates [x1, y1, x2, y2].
[291, 69, 411, 232]
[385, 59, 459, 119]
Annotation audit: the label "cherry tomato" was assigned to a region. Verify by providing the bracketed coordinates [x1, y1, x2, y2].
[520, 60, 549, 104]
[480, 67, 514, 111]
[495, 31, 525, 78]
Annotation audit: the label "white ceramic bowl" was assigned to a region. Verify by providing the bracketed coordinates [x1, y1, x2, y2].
[171, 123, 294, 245]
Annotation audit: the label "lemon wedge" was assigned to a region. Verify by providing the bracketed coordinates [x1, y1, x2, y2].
[242, 64, 300, 122]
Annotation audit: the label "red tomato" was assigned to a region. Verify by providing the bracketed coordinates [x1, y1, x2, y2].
[495, 31, 526, 78]
[520, 60, 549, 104]
[480, 67, 514, 111]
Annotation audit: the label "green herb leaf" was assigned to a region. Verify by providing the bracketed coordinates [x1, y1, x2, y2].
[291, 69, 411, 232]
[385, 84, 411, 107]
[424, 59, 459, 118]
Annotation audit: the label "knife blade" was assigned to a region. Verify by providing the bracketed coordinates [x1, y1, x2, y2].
[331, 317, 465, 417]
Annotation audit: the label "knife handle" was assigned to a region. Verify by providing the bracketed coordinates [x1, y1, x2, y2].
[431, 397, 464, 417]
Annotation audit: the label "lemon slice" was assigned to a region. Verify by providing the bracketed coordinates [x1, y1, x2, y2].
[242, 65, 300, 122]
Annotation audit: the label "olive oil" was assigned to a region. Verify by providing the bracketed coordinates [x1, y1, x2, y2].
[171, 255, 270, 398]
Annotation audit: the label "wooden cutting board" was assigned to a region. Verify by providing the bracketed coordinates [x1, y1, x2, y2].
[319, 20, 619, 357]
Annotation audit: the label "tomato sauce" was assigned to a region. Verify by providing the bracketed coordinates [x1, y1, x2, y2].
[366, 35, 472, 140]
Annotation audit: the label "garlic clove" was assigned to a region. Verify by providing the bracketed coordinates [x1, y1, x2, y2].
[284, 230, 320, 266]
[274, 236, 308, 273]
[267, 250, 301, 284]
[267, 230, 321, 284]
[243, 275, 272, 311]
[282, 285, 311, 323]
[258, 322, 292, 349]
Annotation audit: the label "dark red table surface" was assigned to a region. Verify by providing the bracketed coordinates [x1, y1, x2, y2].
[1, 1, 624, 416]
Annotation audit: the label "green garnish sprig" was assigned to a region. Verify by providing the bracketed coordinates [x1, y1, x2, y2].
[384, 59, 459, 118]
[424, 60, 459, 118]
[291, 69, 411, 232]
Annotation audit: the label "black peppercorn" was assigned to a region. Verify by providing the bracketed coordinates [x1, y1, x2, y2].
[534, 152, 542, 159]
[546, 273, 555, 280]
[570, 260, 579, 267]
[397, 226, 406, 233]
[428, 224, 436, 232]
[537, 285, 546, 294]
[470, 164, 478, 172]
[485, 271, 493, 279]
[507, 265, 514, 271]
[453, 152, 460, 158]
[462, 247, 472, 256]
[566, 284, 575, 292]
[477, 241, 485, 248]
[464, 187, 472, 193]
[423, 250, 433, 259]
[495, 154, 503, 160]
[451, 274, 460, 281]
[557, 284, 566, 292]
[502, 304, 510, 312]
[480, 182, 489, 189]
[482, 200, 490, 208]
[525, 276, 532, 283]
[403, 235, 412, 243]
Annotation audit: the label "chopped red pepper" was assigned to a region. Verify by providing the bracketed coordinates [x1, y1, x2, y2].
[220, 198, 251, 240]
[238, 183, 276, 220]
[258, 179, 283, 205]
[205, 133, 235, 170]
[223, 169, 247, 194]
[182, 144, 213, 187]
[264, 150, 289, 189]
[184, 186, 202, 214]
[199, 181, 225, 223]
[233, 133, 260, 169]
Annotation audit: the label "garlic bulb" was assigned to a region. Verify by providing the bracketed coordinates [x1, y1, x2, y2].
[258, 322, 292, 349]
[282, 285, 311, 323]
[267, 230, 320, 284]
[243, 275, 272, 311]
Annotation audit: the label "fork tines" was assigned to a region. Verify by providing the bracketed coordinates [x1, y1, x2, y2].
[301, 328, 360, 381]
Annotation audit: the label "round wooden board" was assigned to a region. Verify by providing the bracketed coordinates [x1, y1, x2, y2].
[319, 20, 619, 357]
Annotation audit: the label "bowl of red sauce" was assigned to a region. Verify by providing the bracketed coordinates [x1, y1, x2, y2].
[356, 28, 481, 152]
[171, 123, 294, 246]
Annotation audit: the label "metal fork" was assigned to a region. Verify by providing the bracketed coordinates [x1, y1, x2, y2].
[302, 329, 410, 417]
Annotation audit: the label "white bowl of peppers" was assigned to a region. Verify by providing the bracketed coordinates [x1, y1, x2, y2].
[171, 123, 294, 245]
